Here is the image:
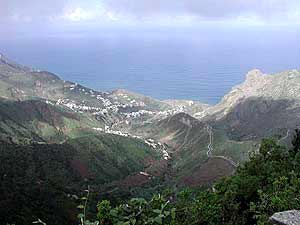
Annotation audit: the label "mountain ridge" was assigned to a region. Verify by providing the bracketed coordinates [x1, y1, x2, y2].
[1, 53, 300, 224]
[1, 53, 300, 185]
[195, 69, 300, 120]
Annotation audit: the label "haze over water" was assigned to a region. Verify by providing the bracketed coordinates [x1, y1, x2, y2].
[1, 26, 300, 104]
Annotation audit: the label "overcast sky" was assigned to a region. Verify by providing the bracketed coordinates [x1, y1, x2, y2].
[1, 0, 300, 36]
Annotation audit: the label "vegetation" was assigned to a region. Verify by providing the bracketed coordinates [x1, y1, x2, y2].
[2, 132, 300, 225]
[0, 134, 158, 225]
[2, 48, 300, 225]
[0, 99, 106, 143]
[93, 131, 300, 225]
[2, 131, 300, 225]
[97, 194, 176, 225]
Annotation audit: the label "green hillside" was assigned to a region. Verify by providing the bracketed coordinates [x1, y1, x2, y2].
[0, 134, 160, 225]
[0, 99, 104, 143]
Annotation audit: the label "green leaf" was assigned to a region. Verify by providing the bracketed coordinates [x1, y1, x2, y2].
[171, 208, 176, 219]
[130, 218, 136, 225]
[153, 209, 161, 214]
[154, 216, 162, 224]
[110, 209, 118, 217]
[77, 205, 85, 209]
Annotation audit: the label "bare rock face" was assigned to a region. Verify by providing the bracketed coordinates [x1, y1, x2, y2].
[270, 210, 300, 225]
[245, 69, 265, 82]
[194, 69, 300, 121]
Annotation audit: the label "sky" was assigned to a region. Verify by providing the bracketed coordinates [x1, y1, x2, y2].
[1, 0, 300, 37]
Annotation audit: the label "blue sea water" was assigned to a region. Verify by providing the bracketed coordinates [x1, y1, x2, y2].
[1, 26, 300, 104]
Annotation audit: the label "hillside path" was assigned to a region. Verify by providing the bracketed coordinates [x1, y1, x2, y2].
[278, 129, 290, 144]
[205, 124, 238, 168]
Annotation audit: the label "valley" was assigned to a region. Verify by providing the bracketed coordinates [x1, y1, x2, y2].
[1, 54, 300, 224]
[2, 54, 299, 183]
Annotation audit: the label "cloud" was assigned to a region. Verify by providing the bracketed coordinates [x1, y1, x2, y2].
[63, 8, 95, 22]
[0, 0, 67, 22]
[102, 0, 300, 22]
[1, 0, 300, 26]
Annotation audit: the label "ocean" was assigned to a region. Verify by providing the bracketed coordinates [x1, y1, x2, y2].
[1, 26, 300, 104]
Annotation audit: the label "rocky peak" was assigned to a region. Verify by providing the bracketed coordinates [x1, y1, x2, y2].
[194, 69, 300, 121]
[243, 69, 300, 99]
[245, 69, 265, 82]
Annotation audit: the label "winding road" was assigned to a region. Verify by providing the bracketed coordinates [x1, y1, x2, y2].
[206, 125, 213, 157]
[278, 129, 290, 144]
[205, 124, 238, 168]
